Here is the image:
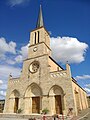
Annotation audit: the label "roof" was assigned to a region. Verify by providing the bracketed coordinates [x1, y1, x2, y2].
[49, 56, 64, 70]
[72, 77, 87, 93]
[0, 99, 5, 102]
[36, 5, 44, 28]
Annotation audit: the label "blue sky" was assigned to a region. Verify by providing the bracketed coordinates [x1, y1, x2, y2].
[0, 0, 90, 99]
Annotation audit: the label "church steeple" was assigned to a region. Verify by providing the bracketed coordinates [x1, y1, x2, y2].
[36, 5, 44, 28]
[28, 5, 51, 58]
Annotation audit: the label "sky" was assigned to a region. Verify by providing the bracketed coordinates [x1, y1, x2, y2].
[0, 0, 90, 99]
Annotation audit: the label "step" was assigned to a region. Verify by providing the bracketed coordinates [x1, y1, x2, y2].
[0, 114, 72, 120]
[0, 118, 28, 120]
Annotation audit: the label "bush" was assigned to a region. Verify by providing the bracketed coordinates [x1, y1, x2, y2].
[42, 108, 49, 114]
[17, 108, 22, 113]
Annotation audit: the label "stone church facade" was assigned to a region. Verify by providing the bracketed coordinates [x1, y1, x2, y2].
[4, 6, 88, 116]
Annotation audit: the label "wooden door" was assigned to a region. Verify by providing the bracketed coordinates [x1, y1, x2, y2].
[32, 97, 40, 113]
[14, 98, 19, 113]
[55, 95, 62, 114]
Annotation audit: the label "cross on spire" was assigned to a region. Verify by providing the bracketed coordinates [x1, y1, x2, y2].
[36, 5, 44, 28]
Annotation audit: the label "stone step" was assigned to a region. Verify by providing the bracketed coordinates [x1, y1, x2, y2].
[0, 114, 72, 120]
[0, 119, 28, 120]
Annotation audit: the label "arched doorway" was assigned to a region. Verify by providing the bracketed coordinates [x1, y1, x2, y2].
[25, 83, 42, 114]
[8, 90, 20, 113]
[49, 85, 64, 114]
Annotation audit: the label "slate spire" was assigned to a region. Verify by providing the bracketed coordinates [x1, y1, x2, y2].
[36, 5, 44, 28]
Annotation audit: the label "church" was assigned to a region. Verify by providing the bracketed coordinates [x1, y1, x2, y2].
[4, 6, 88, 116]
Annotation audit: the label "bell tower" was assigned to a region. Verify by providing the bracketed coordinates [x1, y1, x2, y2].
[28, 5, 51, 59]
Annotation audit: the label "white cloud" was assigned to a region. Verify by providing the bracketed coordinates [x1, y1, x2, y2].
[20, 45, 28, 59]
[8, 41, 16, 54]
[0, 65, 21, 79]
[0, 37, 16, 59]
[0, 82, 8, 98]
[15, 36, 88, 64]
[15, 44, 28, 63]
[0, 80, 3, 85]
[75, 75, 90, 80]
[85, 84, 90, 88]
[0, 82, 6, 99]
[8, 0, 30, 7]
[15, 55, 23, 63]
[0, 37, 28, 64]
[84, 88, 90, 93]
[51, 37, 88, 64]
[0, 90, 6, 97]
[6, 59, 16, 65]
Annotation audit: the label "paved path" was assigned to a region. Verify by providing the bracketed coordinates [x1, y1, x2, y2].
[72, 108, 90, 120]
[77, 112, 90, 120]
[0, 118, 28, 120]
[0, 109, 90, 120]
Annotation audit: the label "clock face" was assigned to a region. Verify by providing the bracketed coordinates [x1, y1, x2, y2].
[33, 47, 37, 52]
[29, 61, 39, 73]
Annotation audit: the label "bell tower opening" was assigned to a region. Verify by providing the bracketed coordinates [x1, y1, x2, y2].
[35, 32, 36, 44]
[38, 31, 39, 43]
[34, 31, 40, 44]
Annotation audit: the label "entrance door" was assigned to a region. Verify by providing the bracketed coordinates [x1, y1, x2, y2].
[14, 98, 19, 113]
[55, 95, 62, 114]
[32, 97, 40, 113]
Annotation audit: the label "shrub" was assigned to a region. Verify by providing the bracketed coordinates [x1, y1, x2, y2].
[42, 108, 49, 114]
[17, 108, 22, 113]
